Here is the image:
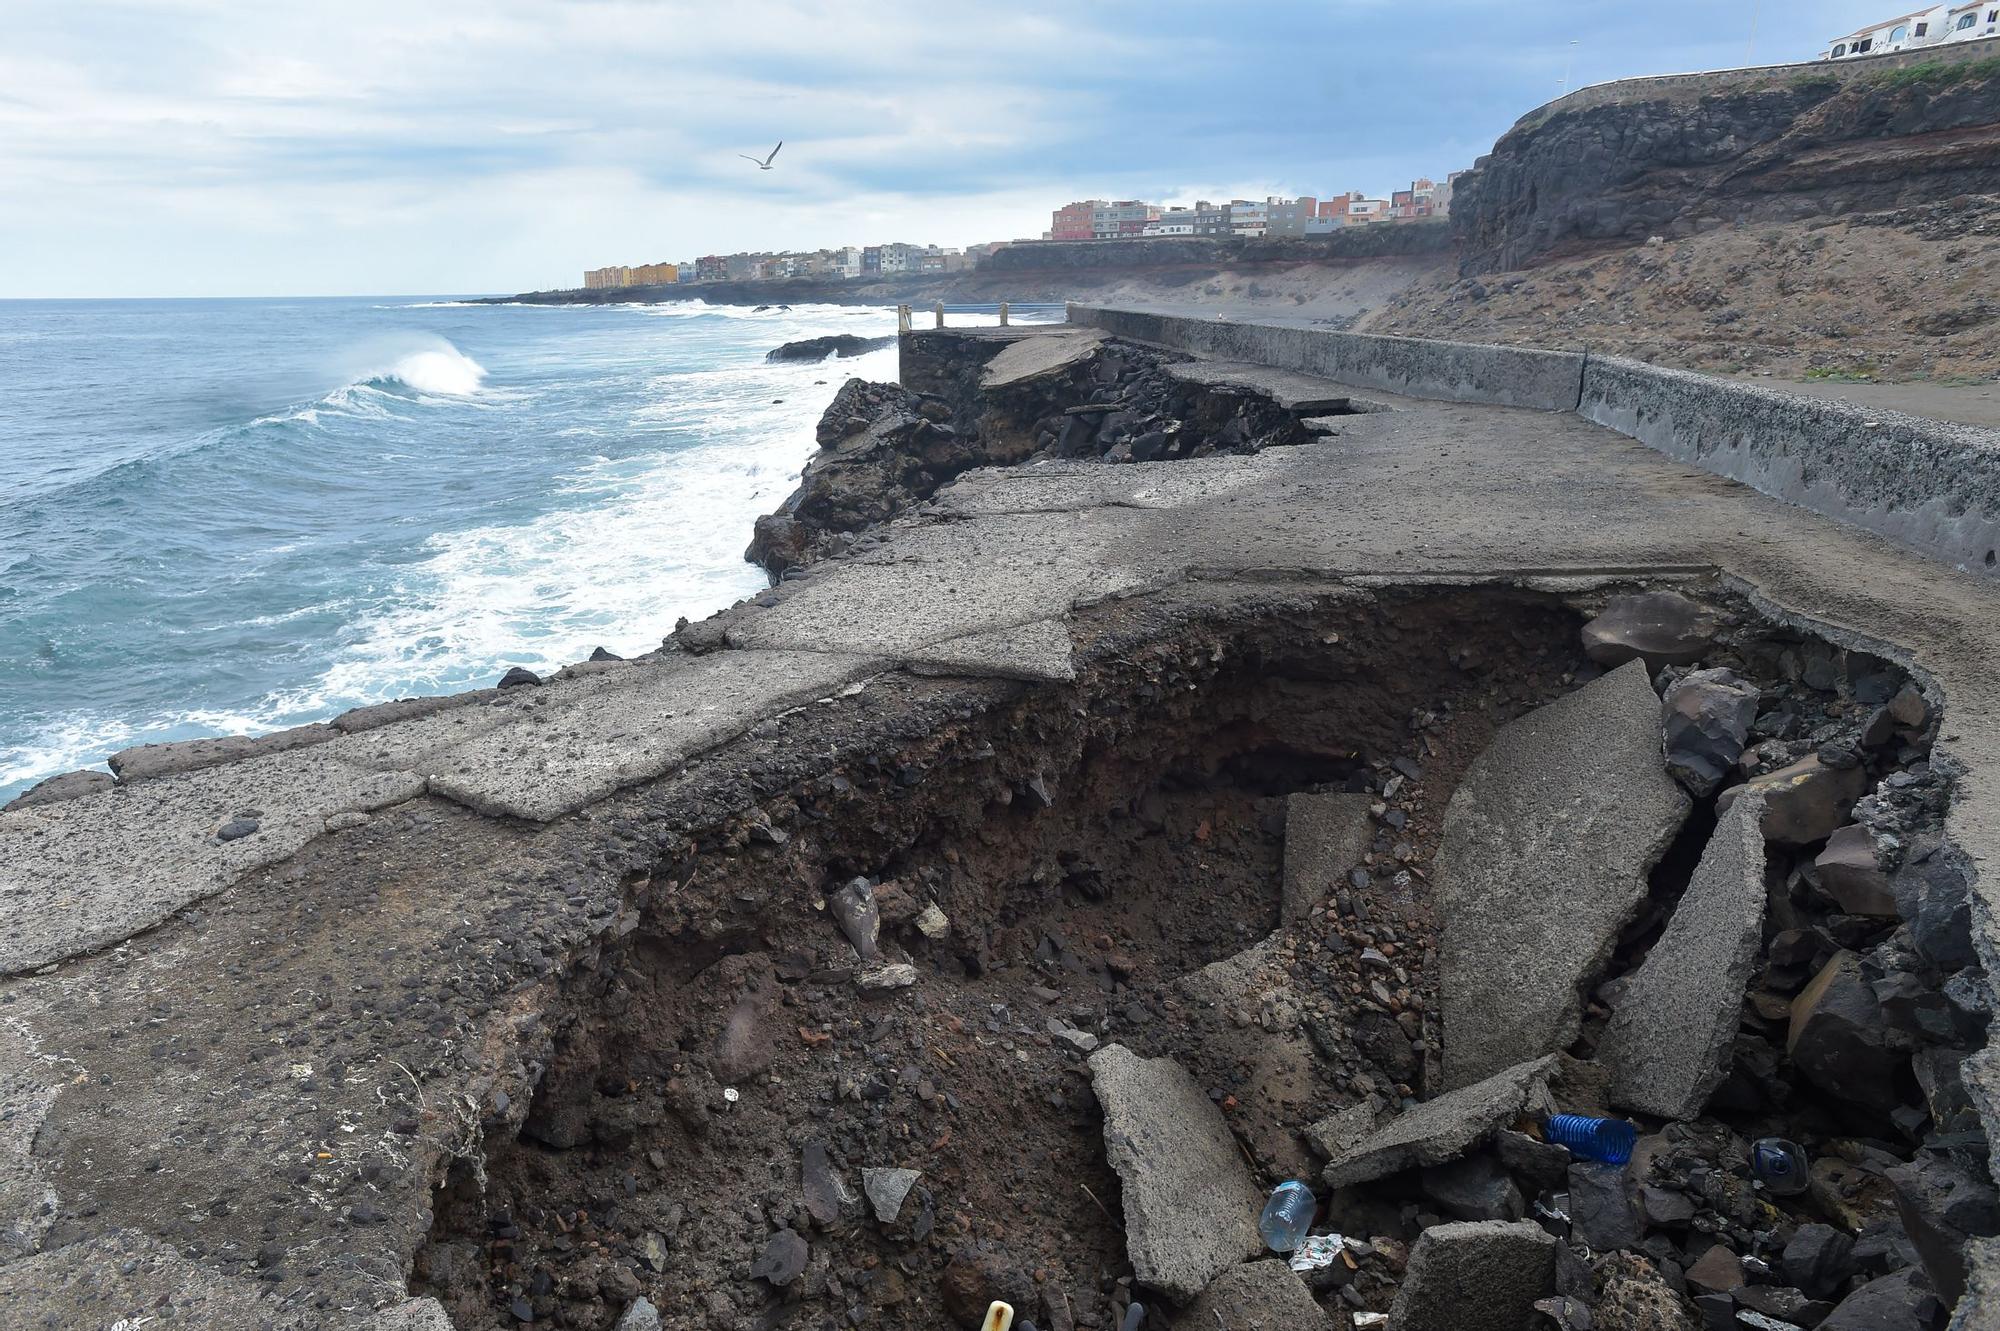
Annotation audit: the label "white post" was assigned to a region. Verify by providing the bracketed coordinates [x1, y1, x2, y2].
[897, 304, 911, 333]
[933, 302, 945, 328]
[999, 302, 1010, 327]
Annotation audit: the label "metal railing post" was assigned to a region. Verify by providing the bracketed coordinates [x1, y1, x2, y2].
[933, 302, 945, 328]
[999, 302, 1010, 327]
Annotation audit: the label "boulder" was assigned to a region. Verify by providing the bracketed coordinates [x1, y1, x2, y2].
[1783, 1223, 1858, 1300]
[1886, 1155, 2000, 1307]
[1171, 1261, 1331, 1329]
[1088, 1044, 1263, 1301]
[1580, 592, 1718, 669]
[1661, 668, 1760, 795]
[1568, 1162, 1645, 1251]
[1282, 792, 1374, 926]
[1437, 661, 1690, 1087]
[1817, 825, 1897, 917]
[1386, 1220, 1557, 1331]
[1787, 951, 1907, 1117]
[765, 333, 895, 363]
[1, 769, 115, 812]
[1601, 796, 1766, 1120]
[1719, 755, 1867, 847]
[1817, 1270, 1946, 1330]
[1323, 1056, 1557, 1188]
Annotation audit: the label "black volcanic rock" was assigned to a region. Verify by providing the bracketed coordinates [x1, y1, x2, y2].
[766, 334, 895, 363]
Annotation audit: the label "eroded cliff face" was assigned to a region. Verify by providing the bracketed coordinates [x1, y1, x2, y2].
[1453, 59, 2000, 275]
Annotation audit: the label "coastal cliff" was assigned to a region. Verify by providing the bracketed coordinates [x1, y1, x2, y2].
[1450, 41, 2000, 274]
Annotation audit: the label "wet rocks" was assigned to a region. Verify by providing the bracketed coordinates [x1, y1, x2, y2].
[1580, 592, 1718, 669]
[1088, 1044, 1263, 1301]
[1661, 667, 1759, 796]
[496, 667, 543, 689]
[1787, 951, 1907, 1117]
[1720, 754, 1868, 847]
[1323, 1055, 1557, 1187]
[766, 334, 895, 363]
[1600, 796, 1766, 1120]
[1172, 1261, 1331, 1329]
[1385, 1220, 1557, 1331]
[1436, 660, 1691, 1087]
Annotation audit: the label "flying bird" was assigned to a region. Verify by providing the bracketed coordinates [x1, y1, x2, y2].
[740, 141, 783, 171]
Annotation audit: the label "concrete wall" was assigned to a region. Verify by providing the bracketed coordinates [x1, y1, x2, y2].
[1068, 306, 2000, 575]
[1580, 356, 2000, 575]
[1068, 304, 1585, 412]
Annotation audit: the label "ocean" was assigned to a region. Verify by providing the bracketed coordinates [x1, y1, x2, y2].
[0, 295, 1023, 804]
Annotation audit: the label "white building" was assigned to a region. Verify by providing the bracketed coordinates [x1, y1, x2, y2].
[1823, 6, 1948, 58]
[1142, 208, 1196, 237]
[1228, 198, 1269, 238]
[1943, 1, 2000, 42]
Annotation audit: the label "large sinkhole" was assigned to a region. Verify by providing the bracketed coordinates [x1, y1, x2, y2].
[410, 585, 1989, 1331]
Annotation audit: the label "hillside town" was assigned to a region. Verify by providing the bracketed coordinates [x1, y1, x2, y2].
[1820, 1, 1999, 58]
[580, 175, 1459, 290]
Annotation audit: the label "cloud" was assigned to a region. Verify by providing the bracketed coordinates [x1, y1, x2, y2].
[0, 0, 1914, 296]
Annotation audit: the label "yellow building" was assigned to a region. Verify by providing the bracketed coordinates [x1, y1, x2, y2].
[630, 262, 679, 285]
[582, 266, 632, 289]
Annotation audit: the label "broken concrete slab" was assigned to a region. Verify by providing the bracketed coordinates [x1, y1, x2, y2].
[1305, 1101, 1379, 1162]
[1580, 591, 1718, 668]
[1171, 1260, 1331, 1329]
[1323, 1055, 1557, 1188]
[0, 1228, 309, 1330]
[331, 689, 501, 735]
[107, 722, 339, 783]
[0, 748, 425, 975]
[1386, 1219, 1557, 1331]
[1163, 359, 1361, 413]
[1282, 791, 1374, 925]
[981, 328, 1106, 388]
[1436, 660, 1691, 1088]
[424, 650, 883, 822]
[1088, 1043, 1264, 1302]
[1600, 795, 1767, 1120]
[899, 616, 1077, 682]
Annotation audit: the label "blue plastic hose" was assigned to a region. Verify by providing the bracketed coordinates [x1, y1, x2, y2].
[1544, 1113, 1637, 1164]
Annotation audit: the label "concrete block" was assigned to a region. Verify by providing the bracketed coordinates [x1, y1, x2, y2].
[899, 616, 1076, 682]
[1436, 660, 1690, 1088]
[1282, 792, 1374, 926]
[0, 747, 424, 975]
[1171, 1261, 1331, 1329]
[1323, 1055, 1557, 1187]
[107, 722, 339, 783]
[981, 329, 1104, 387]
[1579, 354, 2000, 575]
[1088, 1043, 1264, 1302]
[1386, 1220, 1557, 1331]
[1069, 306, 1586, 412]
[424, 650, 883, 822]
[1600, 795, 1767, 1119]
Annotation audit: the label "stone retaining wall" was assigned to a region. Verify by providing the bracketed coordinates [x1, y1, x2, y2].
[1067, 305, 1585, 412]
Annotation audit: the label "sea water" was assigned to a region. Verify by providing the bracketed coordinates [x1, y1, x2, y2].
[0, 296, 1028, 804]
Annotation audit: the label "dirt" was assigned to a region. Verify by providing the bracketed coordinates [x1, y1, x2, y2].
[410, 586, 1594, 1330]
[1362, 196, 2000, 383]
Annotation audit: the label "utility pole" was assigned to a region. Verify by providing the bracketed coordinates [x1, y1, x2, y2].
[1747, 0, 1761, 65]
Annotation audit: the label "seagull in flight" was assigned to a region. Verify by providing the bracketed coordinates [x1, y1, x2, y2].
[740, 141, 783, 170]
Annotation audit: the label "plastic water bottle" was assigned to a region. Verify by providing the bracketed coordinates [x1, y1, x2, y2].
[1544, 1114, 1638, 1165]
[1258, 1180, 1317, 1253]
[1750, 1137, 1810, 1196]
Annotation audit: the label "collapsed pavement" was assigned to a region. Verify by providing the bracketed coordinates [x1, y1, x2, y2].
[1, 316, 1999, 1331]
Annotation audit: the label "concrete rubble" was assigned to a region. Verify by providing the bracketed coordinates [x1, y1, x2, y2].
[1435, 659, 1691, 1088]
[1322, 1056, 1558, 1187]
[1282, 791, 1374, 927]
[1384, 1220, 1556, 1331]
[1088, 1044, 1264, 1302]
[1170, 1260, 1331, 1330]
[1599, 795, 1768, 1120]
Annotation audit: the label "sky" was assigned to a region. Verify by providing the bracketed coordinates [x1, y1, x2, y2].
[0, 1, 1914, 299]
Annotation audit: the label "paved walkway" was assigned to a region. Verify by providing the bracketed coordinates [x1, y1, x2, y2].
[2, 326, 1997, 1328]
